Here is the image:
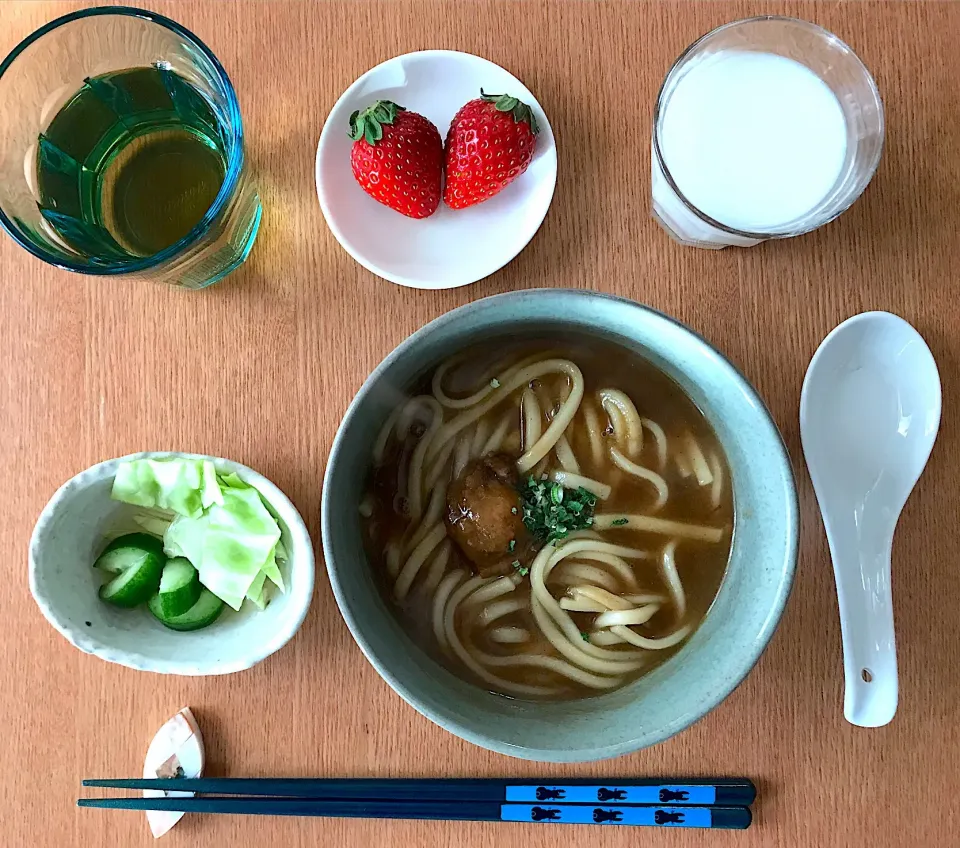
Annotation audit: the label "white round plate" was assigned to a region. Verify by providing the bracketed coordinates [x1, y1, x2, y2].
[316, 50, 557, 289]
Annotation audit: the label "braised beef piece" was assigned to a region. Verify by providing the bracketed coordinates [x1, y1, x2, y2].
[445, 454, 530, 577]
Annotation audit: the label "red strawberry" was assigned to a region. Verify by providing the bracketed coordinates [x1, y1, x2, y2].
[349, 101, 443, 219]
[443, 89, 540, 209]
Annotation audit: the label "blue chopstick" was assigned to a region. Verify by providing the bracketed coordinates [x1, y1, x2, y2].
[81, 776, 756, 806]
[77, 796, 751, 828]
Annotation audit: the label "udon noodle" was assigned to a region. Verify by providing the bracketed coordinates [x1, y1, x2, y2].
[361, 338, 733, 699]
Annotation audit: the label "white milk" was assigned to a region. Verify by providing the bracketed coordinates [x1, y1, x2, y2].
[652, 50, 848, 246]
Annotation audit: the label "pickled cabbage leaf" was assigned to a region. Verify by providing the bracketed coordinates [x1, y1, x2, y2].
[262, 546, 285, 592]
[112, 459, 216, 518]
[200, 461, 224, 509]
[132, 514, 174, 537]
[112, 459, 285, 611]
[220, 471, 282, 522]
[219, 472, 250, 490]
[164, 487, 281, 611]
[245, 570, 270, 611]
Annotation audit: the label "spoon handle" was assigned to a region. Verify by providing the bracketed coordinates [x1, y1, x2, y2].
[826, 518, 898, 727]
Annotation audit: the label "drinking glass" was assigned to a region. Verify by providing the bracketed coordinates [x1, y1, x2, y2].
[0, 7, 260, 288]
[651, 17, 884, 249]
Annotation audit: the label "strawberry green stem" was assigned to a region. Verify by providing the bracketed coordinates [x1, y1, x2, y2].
[480, 88, 540, 134]
[348, 100, 405, 145]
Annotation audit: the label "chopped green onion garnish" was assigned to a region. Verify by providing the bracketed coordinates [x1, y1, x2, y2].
[490, 378, 501, 388]
[519, 477, 597, 544]
[611, 517, 629, 526]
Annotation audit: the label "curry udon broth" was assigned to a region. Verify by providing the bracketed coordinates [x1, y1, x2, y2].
[360, 336, 733, 700]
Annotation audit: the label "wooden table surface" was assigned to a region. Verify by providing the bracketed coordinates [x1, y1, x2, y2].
[3, 1, 958, 846]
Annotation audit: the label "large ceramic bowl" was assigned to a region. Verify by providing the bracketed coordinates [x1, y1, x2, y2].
[30, 451, 315, 675]
[322, 290, 798, 761]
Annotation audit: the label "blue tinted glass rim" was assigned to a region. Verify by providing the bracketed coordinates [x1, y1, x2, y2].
[0, 6, 245, 276]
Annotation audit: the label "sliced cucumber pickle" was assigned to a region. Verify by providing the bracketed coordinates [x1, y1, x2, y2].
[148, 588, 224, 632]
[97, 555, 164, 608]
[94, 532, 165, 575]
[156, 557, 202, 618]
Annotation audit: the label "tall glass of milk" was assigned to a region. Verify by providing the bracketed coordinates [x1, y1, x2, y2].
[652, 17, 884, 249]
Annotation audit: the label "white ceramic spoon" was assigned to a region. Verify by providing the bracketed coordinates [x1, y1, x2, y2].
[800, 312, 940, 727]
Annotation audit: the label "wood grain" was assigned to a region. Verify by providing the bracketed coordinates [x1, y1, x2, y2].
[1, 2, 957, 846]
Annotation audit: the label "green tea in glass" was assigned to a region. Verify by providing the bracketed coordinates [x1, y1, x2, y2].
[0, 7, 260, 288]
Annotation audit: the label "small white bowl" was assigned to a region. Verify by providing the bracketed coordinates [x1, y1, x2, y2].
[29, 452, 315, 676]
[316, 50, 557, 289]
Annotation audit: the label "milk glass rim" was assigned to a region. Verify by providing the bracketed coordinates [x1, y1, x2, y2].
[0, 6, 245, 276]
[652, 15, 885, 240]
